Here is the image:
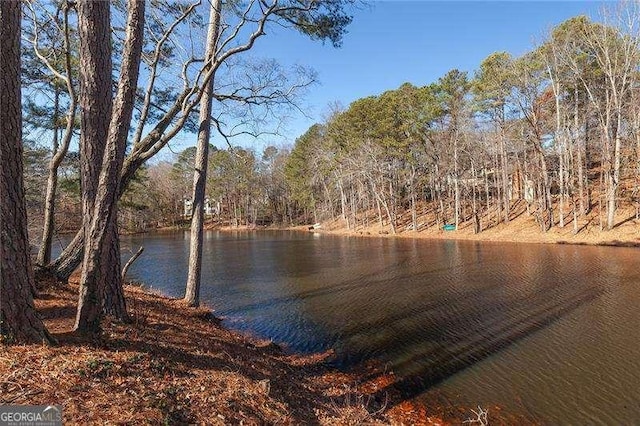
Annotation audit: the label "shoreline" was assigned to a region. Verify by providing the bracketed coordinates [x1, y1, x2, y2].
[135, 205, 640, 249]
[3, 277, 467, 424]
[294, 206, 640, 249]
[310, 225, 640, 248]
[88, 200, 640, 250]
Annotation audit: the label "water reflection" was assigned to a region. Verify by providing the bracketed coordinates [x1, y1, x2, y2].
[117, 231, 640, 423]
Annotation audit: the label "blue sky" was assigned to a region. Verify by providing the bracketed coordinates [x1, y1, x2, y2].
[170, 0, 606, 156]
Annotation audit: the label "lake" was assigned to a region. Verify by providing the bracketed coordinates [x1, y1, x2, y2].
[114, 230, 640, 423]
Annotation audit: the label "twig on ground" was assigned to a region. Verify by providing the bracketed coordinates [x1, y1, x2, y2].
[463, 405, 489, 425]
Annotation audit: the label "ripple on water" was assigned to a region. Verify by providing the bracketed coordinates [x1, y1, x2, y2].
[104, 232, 640, 423]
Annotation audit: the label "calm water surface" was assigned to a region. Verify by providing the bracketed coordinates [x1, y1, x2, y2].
[116, 230, 640, 423]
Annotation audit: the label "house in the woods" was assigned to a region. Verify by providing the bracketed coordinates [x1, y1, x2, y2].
[183, 197, 215, 219]
[183, 198, 193, 218]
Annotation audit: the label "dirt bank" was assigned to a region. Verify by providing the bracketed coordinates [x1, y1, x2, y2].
[310, 200, 640, 249]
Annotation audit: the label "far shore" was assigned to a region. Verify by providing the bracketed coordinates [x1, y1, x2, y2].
[72, 205, 640, 249]
[290, 205, 640, 249]
[306, 222, 640, 248]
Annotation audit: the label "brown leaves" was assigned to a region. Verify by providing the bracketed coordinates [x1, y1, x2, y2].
[0, 281, 420, 425]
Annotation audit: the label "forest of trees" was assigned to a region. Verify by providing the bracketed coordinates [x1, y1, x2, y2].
[4, 0, 640, 344]
[285, 9, 640, 236]
[1, 0, 354, 343]
[60, 6, 640, 240]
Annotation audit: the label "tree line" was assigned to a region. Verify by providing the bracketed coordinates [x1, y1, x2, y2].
[78, 7, 640, 239]
[113, 144, 294, 230]
[22, 142, 295, 234]
[285, 9, 640, 236]
[1, 0, 353, 343]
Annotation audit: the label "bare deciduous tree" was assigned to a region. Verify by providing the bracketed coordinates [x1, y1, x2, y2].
[184, 0, 221, 307]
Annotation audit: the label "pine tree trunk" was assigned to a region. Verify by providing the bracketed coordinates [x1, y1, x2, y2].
[76, 0, 145, 332]
[74, 0, 114, 333]
[184, 0, 221, 307]
[0, 0, 52, 344]
[49, 231, 83, 281]
[100, 0, 145, 321]
[101, 215, 128, 320]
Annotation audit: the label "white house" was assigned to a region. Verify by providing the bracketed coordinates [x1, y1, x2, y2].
[183, 197, 214, 218]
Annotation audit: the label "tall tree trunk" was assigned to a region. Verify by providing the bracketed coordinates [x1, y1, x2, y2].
[575, 88, 586, 216]
[584, 111, 591, 213]
[471, 161, 480, 233]
[337, 176, 350, 229]
[559, 139, 565, 228]
[607, 114, 622, 230]
[388, 175, 396, 231]
[0, 0, 53, 344]
[499, 129, 510, 222]
[37, 4, 77, 267]
[599, 164, 605, 231]
[100, 0, 145, 321]
[454, 133, 460, 229]
[541, 153, 552, 231]
[493, 153, 502, 224]
[37, 89, 60, 266]
[74, 0, 113, 333]
[524, 150, 531, 215]
[184, 0, 221, 307]
[375, 190, 383, 227]
[484, 169, 490, 228]
[76, 0, 145, 332]
[572, 195, 579, 235]
[409, 168, 417, 231]
[350, 186, 357, 229]
[553, 84, 564, 228]
[577, 138, 585, 215]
